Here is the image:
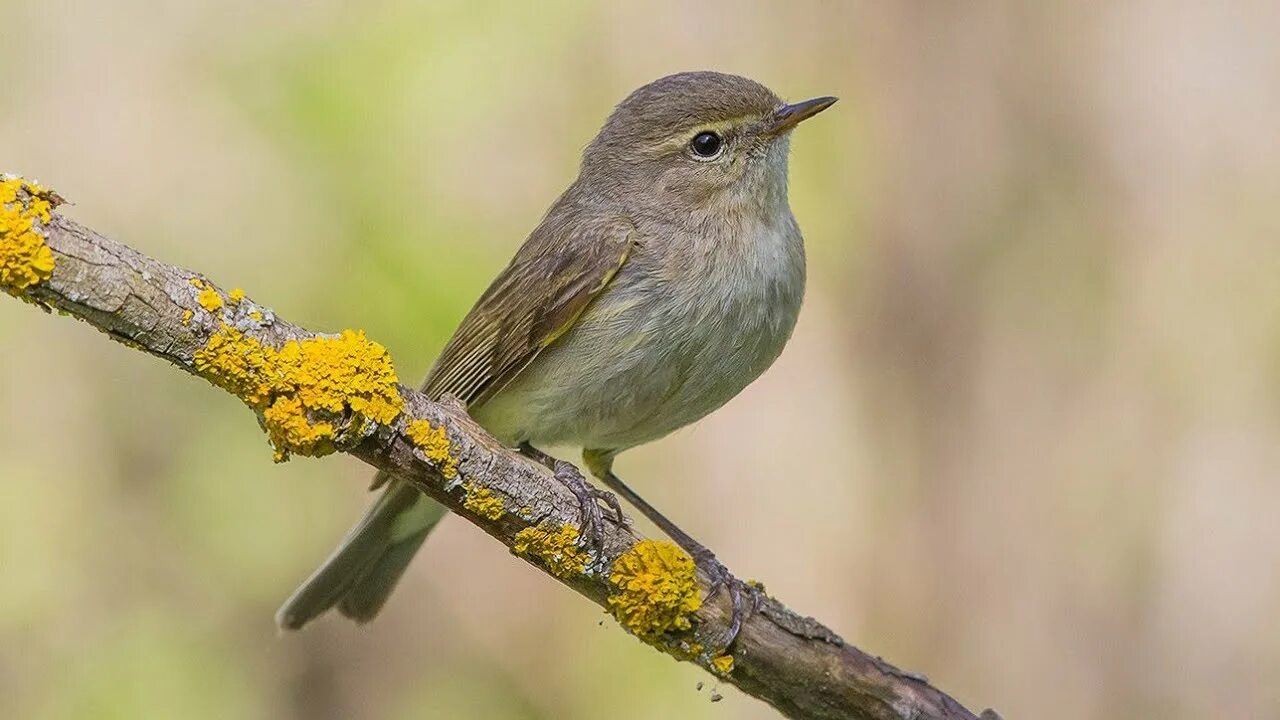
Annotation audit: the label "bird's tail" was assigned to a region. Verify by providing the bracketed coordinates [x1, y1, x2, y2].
[275, 479, 448, 630]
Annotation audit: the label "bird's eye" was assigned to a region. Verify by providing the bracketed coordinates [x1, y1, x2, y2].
[690, 131, 724, 159]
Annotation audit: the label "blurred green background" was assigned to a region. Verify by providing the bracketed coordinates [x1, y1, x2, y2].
[3, 1, 1279, 718]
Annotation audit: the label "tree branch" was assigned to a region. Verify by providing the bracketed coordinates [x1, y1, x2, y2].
[0, 177, 997, 720]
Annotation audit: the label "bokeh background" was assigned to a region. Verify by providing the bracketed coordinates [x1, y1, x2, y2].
[3, 1, 1279, 718]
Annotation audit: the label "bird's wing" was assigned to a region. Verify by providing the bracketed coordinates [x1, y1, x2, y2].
[421, 212, 635, 408]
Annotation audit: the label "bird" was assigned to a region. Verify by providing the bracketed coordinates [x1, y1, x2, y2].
[277, 71, 836, 643]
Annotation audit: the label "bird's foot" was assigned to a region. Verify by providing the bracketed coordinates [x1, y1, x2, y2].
[552, 460, 623, 565]
[690, 546, 763, 653]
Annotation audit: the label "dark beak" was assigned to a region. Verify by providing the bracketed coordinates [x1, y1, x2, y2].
[765, 96, 838, 136]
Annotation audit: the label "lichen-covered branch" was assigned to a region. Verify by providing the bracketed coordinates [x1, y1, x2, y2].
[0, 176, 997, 720]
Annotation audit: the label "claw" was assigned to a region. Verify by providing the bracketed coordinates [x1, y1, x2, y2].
[552, 460, 620, 567]
[692, 548, 762, 652]
[599, 488, 627, 526]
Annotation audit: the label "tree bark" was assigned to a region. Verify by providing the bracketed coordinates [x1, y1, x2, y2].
[1, 180, 997, 720]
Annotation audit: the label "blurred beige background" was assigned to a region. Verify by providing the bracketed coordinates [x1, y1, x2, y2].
[3, 1, 1279, 718]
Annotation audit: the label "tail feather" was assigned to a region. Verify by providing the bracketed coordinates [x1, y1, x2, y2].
[336, 530, 431, 622]
[276, 482, 448, 630]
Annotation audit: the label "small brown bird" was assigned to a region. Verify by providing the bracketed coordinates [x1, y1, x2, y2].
[278, 71, 835, 643]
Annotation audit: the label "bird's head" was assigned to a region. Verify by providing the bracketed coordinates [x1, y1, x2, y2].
[579, 71, 836, 216]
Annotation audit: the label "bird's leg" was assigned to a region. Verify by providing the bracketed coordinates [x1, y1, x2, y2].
[518, 444, 623, 562]
[598, 468, 762, 652]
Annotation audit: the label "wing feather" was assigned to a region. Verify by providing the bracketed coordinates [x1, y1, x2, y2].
[420, 212, 634, 408]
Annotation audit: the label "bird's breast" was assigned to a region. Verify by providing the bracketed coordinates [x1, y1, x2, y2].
[641, 214, 806, 418]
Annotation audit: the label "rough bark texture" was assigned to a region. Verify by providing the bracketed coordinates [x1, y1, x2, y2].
[6, 196, 998, 720]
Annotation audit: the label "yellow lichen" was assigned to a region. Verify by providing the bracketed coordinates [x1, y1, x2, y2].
[228, 287, 245, 304]
[607, 540, 702, 639]
[463, 482, 505, 521]
[405, 419, 458, 479]
[197, 286, 223, 312]
[193, 326, 278, 405]
[249, 310, 263, 321]
[513, 523, 587, 578]
[192, 325, 403, 461]
[262, 394, 334, 461]
[712, 654, 735, 675]
[276, 333, 403, 424]
[0, 177, 57, 295]
[182, 309, 194, 325]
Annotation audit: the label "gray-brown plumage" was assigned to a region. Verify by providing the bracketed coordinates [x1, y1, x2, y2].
[277, 71, 835, 631]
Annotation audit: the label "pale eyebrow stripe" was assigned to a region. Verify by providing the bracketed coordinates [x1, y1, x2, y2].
[648, 114, 767, 154]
